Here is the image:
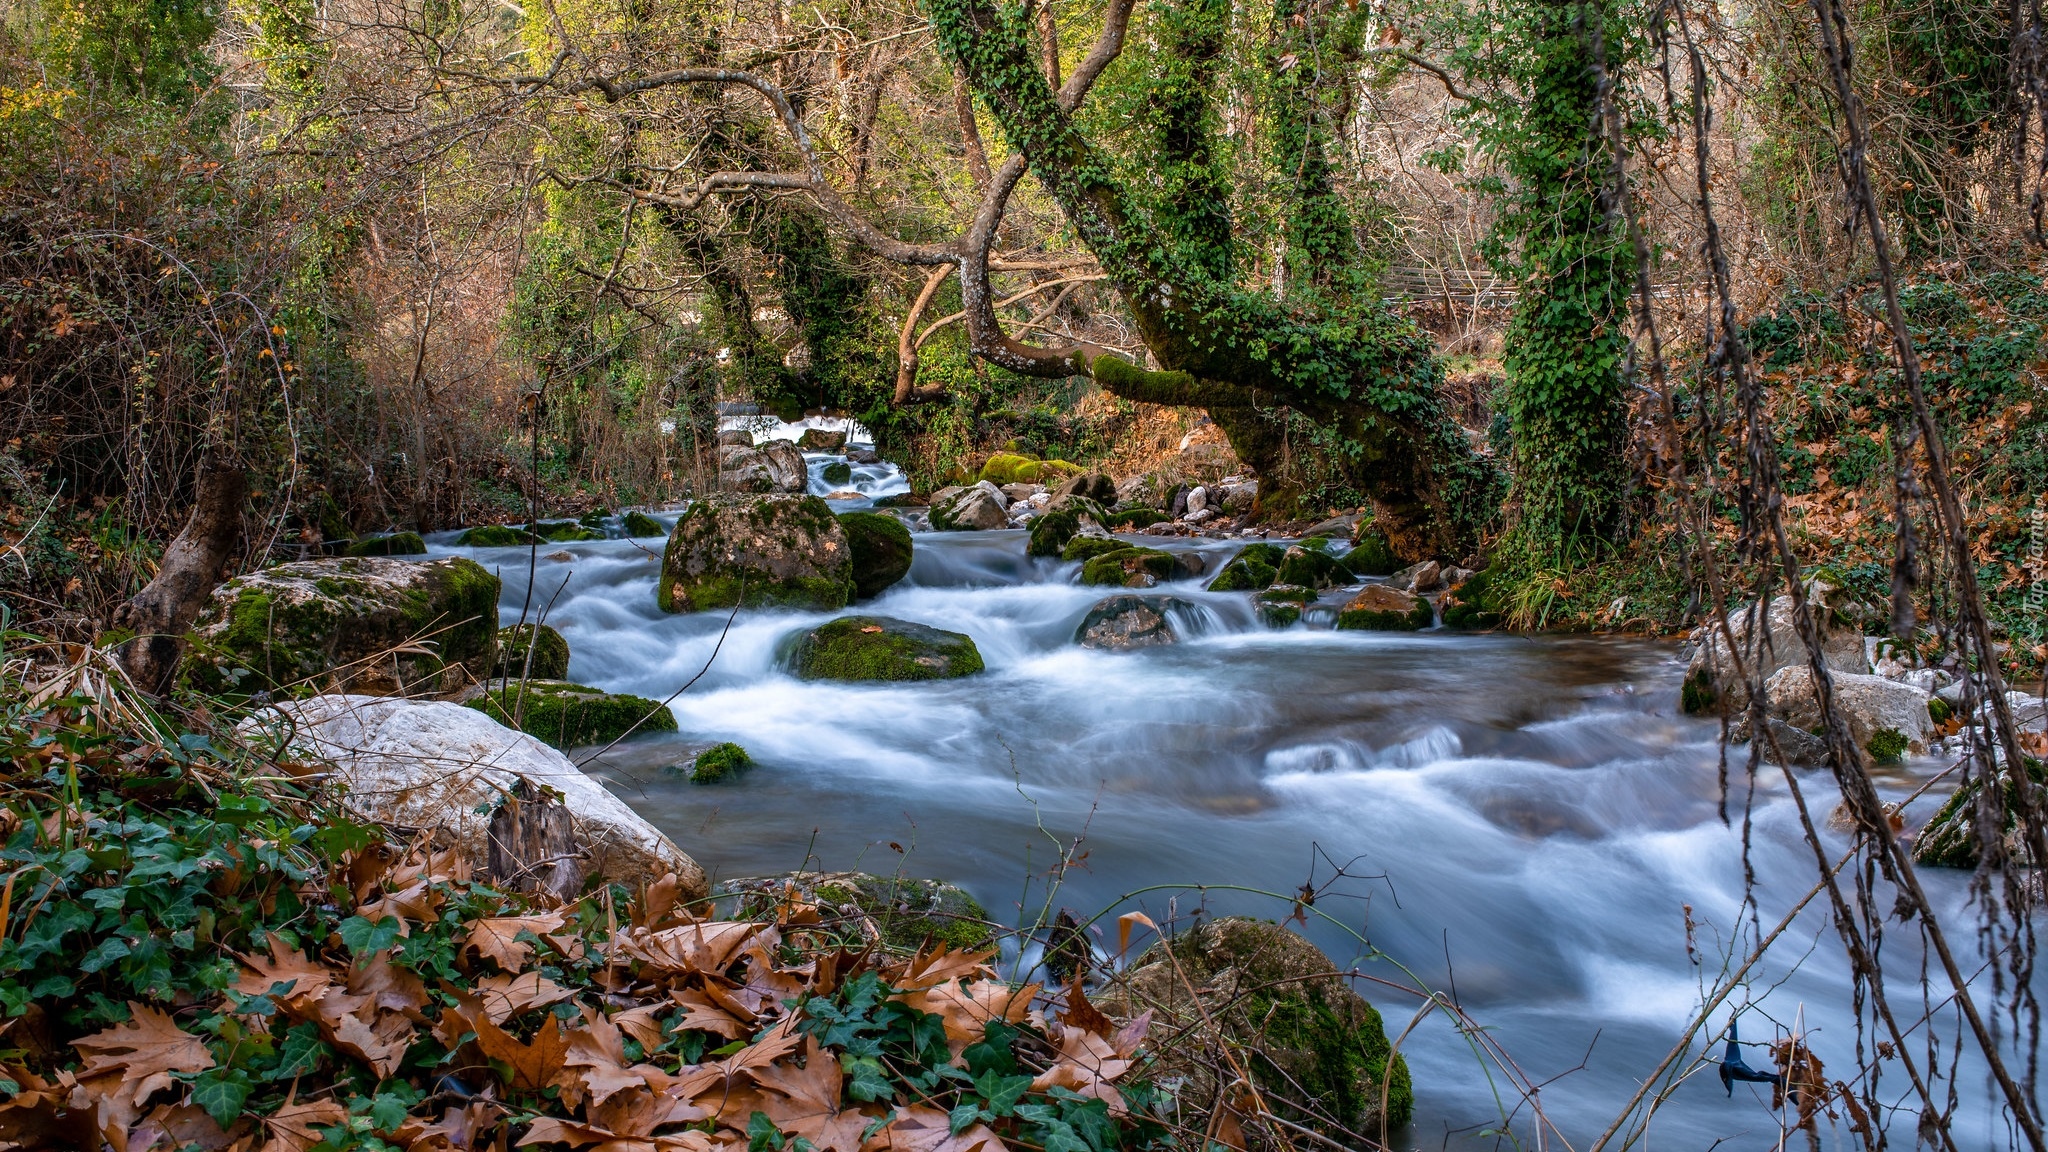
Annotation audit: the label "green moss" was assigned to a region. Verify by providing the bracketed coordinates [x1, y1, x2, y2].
[1258, 584, 1316, 604]
[821, 461, 853, 486]
[1343, 531, 1400, 577]
[622, 510, 666, 537]
[979, 452, 1038, 484]
[528, 520, 605, 543]
[1104, 508, 1167, 529]
[1027, 501, 1107, 557]
[1440, 568, 1504, 630]
[838, 512, 914, 600]
[1276, 546, 1351, 589]
[1928, 696, 1953, 725]
[467, 681, 677, 749]
[658, 494, 855, 613]
[687, 742, 753, 784]
[494, 623, 570, 680]
[1079, 547, 1176, 587]
[456, 524, 542, 547]
[1336, 601, 1434, 632]
[1866, 727, 1909, 764]
[1680, 667, 1719, 715]
[345, 532, 426, 557]
[783, 616, 985, 681]
[1259, 602, 1302, 628]
[1060, 535, 1129, 563]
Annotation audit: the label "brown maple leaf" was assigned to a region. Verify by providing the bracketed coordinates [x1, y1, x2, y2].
[892, 980, 1035, 1056]
[444, 993, 572, 1091]
[260, 1099, 350, 1152]
[860, 1106, 1007, 1152]
[467, 912, 571, 972]
[477, 971, 579, 1026]
[613, 922, 775, 977]
[70, 1004, 216, 1148]
[233, 939, 338, 1012]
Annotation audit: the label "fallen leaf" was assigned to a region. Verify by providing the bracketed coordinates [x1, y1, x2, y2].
[261, 1099, 349, 1152]
[478, 971, 579, 1026]
[467, 911, 571, 972]
[861, 1105, 1006, 1152]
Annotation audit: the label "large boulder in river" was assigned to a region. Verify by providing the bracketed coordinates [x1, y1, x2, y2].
[1750, 665, 1934, 759]
[1027, 498, 1109, 556]
[1097, 918, 1412, 1139]
[718, 440, 806, 493]
[782, 616, 984, 681]
[1208, 543, 1286, 592]
[1912, 763, 2043, 870]
[1079, 546, 1177, 588]
[1683, 581, 1868, 714]
[759, 440, 808, 492]
[467, 679, 677, 750]
[1276, 545, 1351, 590]
[658, 494, 854, 613]
[797, 428, 847, 452]
[838, 511, 913, 599]
[1336, 585, 1433, 631]
[185, 556, 499, 696]
[929, 481, 1009, 530]
[253, 695, 706, 899]
[1075, 595, 1184, 650]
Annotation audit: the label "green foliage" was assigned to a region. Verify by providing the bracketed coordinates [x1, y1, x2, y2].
[1865, 727, 1908, 764]
[41, 0, 222, 101]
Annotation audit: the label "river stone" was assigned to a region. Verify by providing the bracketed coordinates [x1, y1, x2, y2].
[456, 524, 542, 547]
[185, 556, 499, 696]
[930, 482, 1009, 530]
[1208, 542, 1286, 592]
[1390, 560, 1443, 593]
[1439, 568, 1504, 630]
[1183, 486, 1209, 516]
[717, 871, 995, 952]
[1753, 665, 1934, 758]
[1028, 498, 1109, 557]
[1336, 585, 1433, 631]
[821, 461, 853, 486]
[1217, 479, 1257, 514]
[718, 445, 777, 492]
[1276, 545, 1351, 590]
[255, 695, 705, 899]
[1075, 595, 1184, 650]
[1053, 471, 1117, 505]
[345, 532, 427, 557]
[1096, 918, 1412, 1137]
[782, 616, 985, 682]
[1079, 546, 1176, 588]
[494, 623, 570, 680]
[622, 510, 666, 537]
[467, 679, 676, 750]
[1000, 482, 1045, 503]
[659, 493, 854, 613]
[797, 428, 847, 452]
[717, 429, 754, 448]
[760, 440, 809, 492]
[1912, 764, 2043, 870]
[838, 511, 914, 599]
[1343, 528, 1400, 577]
[1682, 581, 1868, 715]
[1114, 474, 1162, 508]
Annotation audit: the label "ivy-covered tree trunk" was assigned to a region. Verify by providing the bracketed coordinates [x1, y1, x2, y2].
[930, 0, 1502, 559]
[1490, 0, 1632, 563]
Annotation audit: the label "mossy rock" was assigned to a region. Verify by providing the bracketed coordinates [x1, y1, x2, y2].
[1208, 543, 1287, 592]
[1027, 500, 1107, 557]
[1257, 584, 1316, 604]
[456, 524, 543, 547]
[494, 623, 570, 681]
[1439, 568, 1504, 630]
[1276, 546, 1351, 590]
[529, 520, 606, 543]
[622, 510, 667, 538]
[1259, 602, 1303, 628]
[185, 556, 500, 697]
[658, 494, 855, 613]
[781, 616, 985, 682]
[838, 512, 914, 600]
[1680, 667, 1719, 715]
[716, 871, 995, 952]
[345, 532, 427, 557]
[1099, 918, 1413, 1137]
[981, 453, 1084, 485]
[1927, 697, 1953, 725]
[1336, 585, 1433, 632]
[1060, 534, 1128, 563]
[822, 461, 853, 486]
[1343, 529, 1400, 577]
[466, 680, 676, 750]
[1913, 759, 2044, 869]
[1079, 546, 1176, 588]
[1103, 507, 1167, 530]
[1866, 727, 1909, 764]
[686, 742, 753, 784]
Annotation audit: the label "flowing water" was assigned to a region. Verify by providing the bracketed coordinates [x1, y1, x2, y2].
[428, 429, 2008, 1148]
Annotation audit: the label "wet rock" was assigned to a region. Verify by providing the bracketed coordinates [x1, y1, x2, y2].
[494, 623, 570, 681]
[838, 511, 914, 600]
[685, 741, 752, 784]
[1061, 534, 1126, 563]
[1104, 507, 1168, 530]
[255, 695, 705, 898]
[822, 461, 853, 486]
[1276, 545, 1351, 590]
[1681, 580, 1869, 715]
[1752, 665, 1933, 758]
[1171, 550, 1207, 579]
[1184, 486, 1210, 516]
[929, 482, 1010, 531]
[529, 520, 605, 543]
[1342, 528, 1400, 577]
[1183, 507, 1216, 525]
[797, 428, 847, 452]
[717, 429, 755, 448]
[658, 493, 854, 613]
[1075, 595, 1183, 650]
[1079, 546, 1177, 588]
[185, 556, 500, 696]
[717, 445, 778, 492]
[759, 440, 809, 493]
[1336, 585, 1433, 631]
[717, 871, 995, 952]
[782, 615, 985, 681]
[345, 532, 427, 557]
[1913, 764, 2043, 870]
[1053, 471, 1117, 505]
[468, 679, 677, 750]
[1303, 513, 1363, 540]
[1208, 542, 1286, 592]
[1096, 918, 1412, 1138]
[847, 447, 882, 465]
[1000, 482, 1045, 503]
[1439, 568, 1504, 630]
[621, 510, 667, 538]
[1389, 560, 1442, 593]
[456, 524, 541, 547]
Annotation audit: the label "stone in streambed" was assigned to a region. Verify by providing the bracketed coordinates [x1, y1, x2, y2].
[686, 742, 754, 784]
[1747, 665, 1934, 758]
[782, 616, 984, 682]
[929, 481, 1010, 530]
[1342, 528, 1401, 577]
[658, 493, 854, 613]
[345, 531, 426, 557]
[1053, 471, 1117, 505]
[467, 679, 677, 749]
[529, 519, 605, 543]
[1079, 546, 1177, 588]
[622, 510, 667, 538]
[494, 623, 570, 681]
[184, 556, 500, 696]
[1276, 545, 1351, 590]
[1028, 498, 1109, 556]
[822, 461, 853, 486]
[1681, 579, 1869, 715]
[1336, 585, 1433, 631]
[1208, 542, 1287, 592]
[797, 428, 847, 451]
[1075, 595, 1185, 650]
[456, 524, 542, 547]
[838, 511, 914, 600]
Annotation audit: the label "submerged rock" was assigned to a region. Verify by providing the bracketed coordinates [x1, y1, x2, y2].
[658, 493, 854, 613]
[1336, 585, 1433, 631]
[1097, 918, 1412, 1138]
[782, 616, 985, 681]
[821, 461, 853, 486]
[1276, 545, 1351, 590]
[185, 556, 499, 696]
[1075, 595, 1185, 650]
[717, 871, 995, 952]
[467, 679, 677, 750]
[1208, 542, 1287, 592]
[929, 481, 1010, 530]
[1682, 581, 1868, 714]
[686, 741, 753, 784]
[1388, 559, 1442, 593]
[621, 510, 667, 538]
[255, 695, 705, 899]
[529, 520, 604, 543]
[838, 511, 914, 600]
[345, 532, 427, 557]
[494, 623, 570, 681]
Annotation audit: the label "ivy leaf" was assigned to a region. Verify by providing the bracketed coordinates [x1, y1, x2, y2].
[338, 914, 402, 958]
[188, 1066, 252, 1127]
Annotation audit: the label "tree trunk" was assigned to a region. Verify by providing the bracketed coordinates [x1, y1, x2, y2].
[110, 452, 249, 695]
